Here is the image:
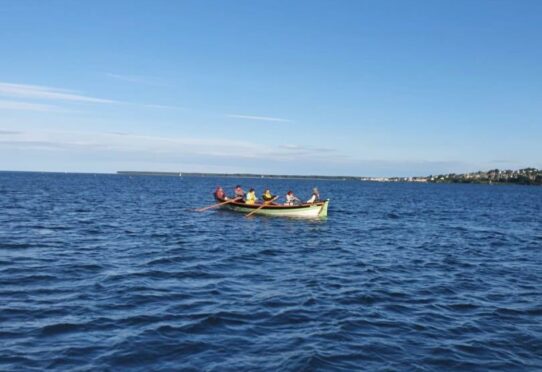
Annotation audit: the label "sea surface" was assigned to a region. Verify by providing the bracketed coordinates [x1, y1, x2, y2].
[1, 172, 541, 371]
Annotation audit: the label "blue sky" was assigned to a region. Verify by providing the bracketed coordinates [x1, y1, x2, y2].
[1, 0, 541, 176]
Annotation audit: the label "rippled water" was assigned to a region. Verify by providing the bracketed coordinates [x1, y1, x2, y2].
[1, 172, 541, 370]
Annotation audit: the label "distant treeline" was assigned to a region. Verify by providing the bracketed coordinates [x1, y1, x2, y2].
[115, 168, 542, 185]
[429, 168, 542, 185]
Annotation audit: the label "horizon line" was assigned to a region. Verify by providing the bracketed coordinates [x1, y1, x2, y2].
[1, 167, 540, 179]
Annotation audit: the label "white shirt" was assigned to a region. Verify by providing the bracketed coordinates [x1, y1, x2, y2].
[285, 194, 299, 205]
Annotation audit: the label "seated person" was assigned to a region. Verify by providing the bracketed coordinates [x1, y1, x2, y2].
[284, 191, 301, 206]
[306, 187, 320, 203]
[214, 186, 227, 200]
[234, 185, 245, 200]
[261, 189, 277, 204]
[245, 188, 257, 205]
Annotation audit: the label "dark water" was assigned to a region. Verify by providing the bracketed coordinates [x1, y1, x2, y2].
[1, 172, 541, 371]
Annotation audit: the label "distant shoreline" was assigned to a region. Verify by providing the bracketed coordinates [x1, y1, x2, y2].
[178, 172, 357, 181]
[115, 170, 542, 185]
[1, 169, 540, 186]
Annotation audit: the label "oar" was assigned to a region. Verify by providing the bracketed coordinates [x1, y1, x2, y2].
[245, 196, 278, 218]
[196, 197, 241, 212]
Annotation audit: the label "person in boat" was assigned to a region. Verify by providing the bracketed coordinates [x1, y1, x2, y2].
[306, 187, 320, 204]
[245, 188, 257, 205]
[284, 190, 301, 206]
[262, 189, 277, 205]
[214, 186, 227, 201]
[234, 185, 245, 200]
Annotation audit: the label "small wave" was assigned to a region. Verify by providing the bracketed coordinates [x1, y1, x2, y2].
[0, 242, 36, 249]
[40, 322, 85, 336]
[259, 248, 282, 256]
[445, 303, 480, 312]
[338, 294, 381, 306]
[2, 274, 58, 284]
[284, 352, 364, 371]
[178, 311, 249, 333]
[146, 257, 180, 265]
[526, 306, 542, 316]
[270, 309, 313, 325]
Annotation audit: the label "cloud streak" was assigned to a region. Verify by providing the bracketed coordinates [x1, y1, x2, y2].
[0, 129, 22, 135]
[1, 130, 481, 176]
[0, 81, 186, 113]
[0, 100, 65, 112]
[0, 82, 116, 104]
[0, 130, 265, 156]
[105, 73, 166, 86]
[279, 144, 335, 153]
[0, 130, 341, 164]
[226, 114, 292, 123]
[143, 104, 186, 110]
[270, 144, 337, 159]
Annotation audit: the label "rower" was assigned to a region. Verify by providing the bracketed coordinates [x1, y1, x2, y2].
[234, 185, 245, 200]
[214, 186, 227, 201]
[284, 191, 301, 206]
[306, 187, 320, 204]
[262, 189, 277, 205]
[245, 188, 257, 205]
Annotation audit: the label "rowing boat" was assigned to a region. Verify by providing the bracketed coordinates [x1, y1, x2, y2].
[215, 198, 329, 218]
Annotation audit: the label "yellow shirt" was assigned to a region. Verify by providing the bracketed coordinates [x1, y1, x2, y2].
[262, 191, 274, 204]
[246, 191, 256, 205]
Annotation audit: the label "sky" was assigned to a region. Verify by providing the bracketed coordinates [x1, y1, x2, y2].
[0, 0, 541, 176]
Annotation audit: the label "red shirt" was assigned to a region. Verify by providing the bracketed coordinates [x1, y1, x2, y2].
[215, 189, 225, 199]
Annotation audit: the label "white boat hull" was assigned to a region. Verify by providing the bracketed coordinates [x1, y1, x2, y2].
[220, 199, 329, 218]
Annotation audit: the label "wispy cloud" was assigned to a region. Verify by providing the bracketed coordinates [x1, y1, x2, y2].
[0, 130, 339, 164]
[143, 104, 186, 110]
[0, 100, 65, 112]
[489, 159, 518, 164]
[1, 130, 476, 176]
[0, 82, 116, 104]
[0, 81, 185, 112]
[0, 130, 264, 156]
[277, 144, 336, 156]
[279, 144, 304, 150]
[226, 114, 292, 123]
[0, 129, 22, 135]
[105, 73, 167, 86]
